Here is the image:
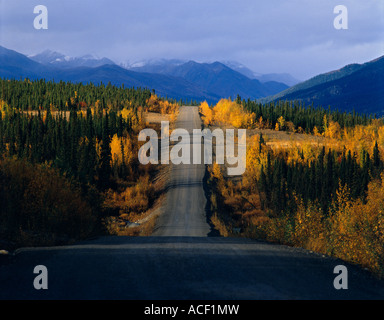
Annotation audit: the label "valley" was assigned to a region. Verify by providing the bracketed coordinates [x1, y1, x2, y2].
[0, 45, 383, 301]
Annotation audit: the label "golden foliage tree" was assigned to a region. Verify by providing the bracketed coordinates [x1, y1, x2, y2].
[199, 101, 214, 126]
[110, 133, 133, 167]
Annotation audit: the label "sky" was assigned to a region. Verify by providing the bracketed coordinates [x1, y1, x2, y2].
[0, 0, 383, 80]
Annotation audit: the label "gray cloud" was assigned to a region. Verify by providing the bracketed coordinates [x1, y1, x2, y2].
[0, 0, 383, 79]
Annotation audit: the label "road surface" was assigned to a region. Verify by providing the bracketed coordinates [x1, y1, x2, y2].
[152, 106, 212, 237]
[1, 106, 384, 300]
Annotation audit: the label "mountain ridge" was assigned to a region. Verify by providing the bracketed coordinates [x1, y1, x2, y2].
[219, 60, 301, 86]
[125, 59, 289, 100]
[262, 55, 384, 115]
[30, 49, 299, 87]
[125, 58, 299, 87]
[0, 46, 288, 103]
[1, 45, 383, 115]
[29, 49, 116, 69]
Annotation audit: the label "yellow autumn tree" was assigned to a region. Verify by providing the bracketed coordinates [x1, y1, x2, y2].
[277, 116, 285, 131]
[120, 107, 143, 131]
[213, 98, 233, 124]
[146, 94, 179, 116]
[0, 100, 12, 117]
[244, 112, 256, 129]
[229, 106, 244, 128]
[212, 98, 252, 128]
[313, 126, 321, 136]
[199, 101, 214, 126]
[324, 120, 341, 139]
[110, 134, 133, 167]
[244, 135, 269, 180]
[327, 178, 384, 276]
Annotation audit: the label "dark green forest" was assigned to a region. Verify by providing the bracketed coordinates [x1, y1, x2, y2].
[238, 96, 373, 134]
[258, 142, 383, 217]
[0, 78, 158, 247]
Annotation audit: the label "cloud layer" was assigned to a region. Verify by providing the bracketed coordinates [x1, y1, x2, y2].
[1, 0, 383, 79]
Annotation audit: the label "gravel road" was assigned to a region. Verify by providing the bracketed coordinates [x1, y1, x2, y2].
[1, 107, 384, 300]
[152, 106, 211, 237]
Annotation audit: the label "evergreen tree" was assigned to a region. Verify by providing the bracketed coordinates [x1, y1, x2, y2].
[98, 112, 111, 189]
[373, 141, 380, 167]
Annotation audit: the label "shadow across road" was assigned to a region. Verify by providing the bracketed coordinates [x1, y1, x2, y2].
[1, 235, 384, 300]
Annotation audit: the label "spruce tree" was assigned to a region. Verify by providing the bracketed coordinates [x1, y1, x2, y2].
[373, 141, 380, 167]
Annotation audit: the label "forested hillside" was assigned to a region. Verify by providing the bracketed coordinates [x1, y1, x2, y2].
[263, 56, 384, 116]
[0, 78, 178, 248]
[201, 98, 384, 278]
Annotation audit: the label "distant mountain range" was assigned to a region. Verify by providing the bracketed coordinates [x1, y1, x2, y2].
[29, 50, 116, 69]
[263, 55, 384, 115]
[125, 59, 289, 101]
[0, 45, 383, 115]
[123, 59, 301, 86]
[219, 61, 301, 86]
[0, 46, 289, 103]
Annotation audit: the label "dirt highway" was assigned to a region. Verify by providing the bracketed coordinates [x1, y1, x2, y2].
[1, 107, 384, 300]
[152, 106, 211, 237]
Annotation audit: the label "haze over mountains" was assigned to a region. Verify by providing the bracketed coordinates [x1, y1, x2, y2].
[0, 45, 383, 115]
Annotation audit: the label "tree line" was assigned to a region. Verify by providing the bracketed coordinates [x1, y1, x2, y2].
[0, 78, 152, 111]
[204, 98, 384, 277]
[259, 140, 383, 217]
[0, 78, 171, 247]
[237, 96, 373, 133]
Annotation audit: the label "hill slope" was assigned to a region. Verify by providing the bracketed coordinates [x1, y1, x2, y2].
[129, 60, 289, 100]
[220, 61, 301, 86]
[0, 46, 53, 79]
[263, 56, 384, 115]
[0, 46, 218, 102]
[0, 46, 288, 103]
[54, 64, 220, 102]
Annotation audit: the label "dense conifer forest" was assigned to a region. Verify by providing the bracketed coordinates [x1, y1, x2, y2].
[200, 98, 384, 277]
[0, 78, 177, 247]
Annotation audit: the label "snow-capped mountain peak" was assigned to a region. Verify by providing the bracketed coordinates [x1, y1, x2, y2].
[29, 50, 115, 69]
